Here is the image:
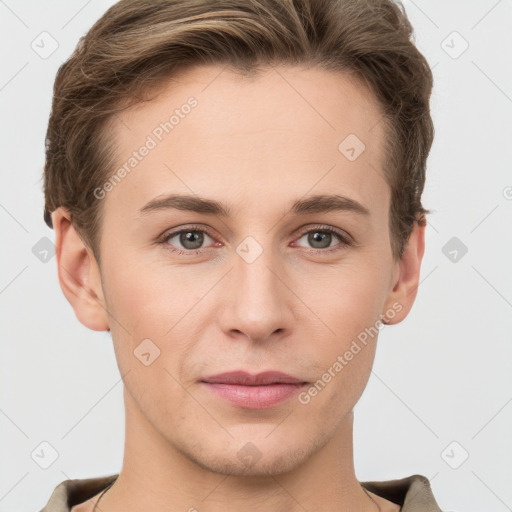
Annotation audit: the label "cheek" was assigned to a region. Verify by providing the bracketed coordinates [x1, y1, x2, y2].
[297, 289, 381, 419]
[311, 258, 391, 332]
[299, 259, 390, 388]
[100, 255, 210, 392]
[102, 252, 198, 337]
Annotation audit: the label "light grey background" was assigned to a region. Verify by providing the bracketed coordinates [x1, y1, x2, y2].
[1, 1, 511, 511]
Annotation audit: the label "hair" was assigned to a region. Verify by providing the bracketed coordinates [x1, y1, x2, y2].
[43, 0, 434, 263]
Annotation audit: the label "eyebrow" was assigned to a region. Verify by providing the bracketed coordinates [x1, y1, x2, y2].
[138, 193, 370, 218]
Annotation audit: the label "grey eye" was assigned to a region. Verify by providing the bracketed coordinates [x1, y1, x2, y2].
[166, 230, 213, 250]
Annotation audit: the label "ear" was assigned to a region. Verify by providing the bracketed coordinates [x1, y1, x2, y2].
[382, 217, 426, 325]
[52, 207, 109, 331]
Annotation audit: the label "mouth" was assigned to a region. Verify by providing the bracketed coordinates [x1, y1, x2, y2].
[200, 370, 308, 409]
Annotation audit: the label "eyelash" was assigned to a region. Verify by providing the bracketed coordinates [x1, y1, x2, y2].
[158, 224, 353, 256]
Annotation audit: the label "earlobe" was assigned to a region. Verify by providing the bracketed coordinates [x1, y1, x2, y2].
[382, 217, 426, 325]
[52, 207, 110, 331]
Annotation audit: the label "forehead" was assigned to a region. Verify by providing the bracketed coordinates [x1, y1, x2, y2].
[102, 64, 389, 223]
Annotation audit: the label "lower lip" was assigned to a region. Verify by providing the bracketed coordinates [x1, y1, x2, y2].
[202, 382, 306, 409]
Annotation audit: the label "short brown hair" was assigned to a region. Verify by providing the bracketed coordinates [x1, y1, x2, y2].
[43, 0, 434, 262]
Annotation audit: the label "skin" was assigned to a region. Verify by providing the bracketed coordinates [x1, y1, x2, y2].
[53, 64, 425, 512]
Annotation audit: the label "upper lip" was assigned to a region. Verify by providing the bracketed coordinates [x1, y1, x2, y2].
[201, 370, 306, 386]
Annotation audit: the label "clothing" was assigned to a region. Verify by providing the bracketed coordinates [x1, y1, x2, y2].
[39, 473, 442, 511]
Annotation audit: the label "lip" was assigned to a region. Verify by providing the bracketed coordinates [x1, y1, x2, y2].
[200, 371, 307, 409]
[201, 370, 305, 386]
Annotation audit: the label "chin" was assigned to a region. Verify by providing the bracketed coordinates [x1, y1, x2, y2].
[172, 428, 318, 477]
[189, 445, 311, 477]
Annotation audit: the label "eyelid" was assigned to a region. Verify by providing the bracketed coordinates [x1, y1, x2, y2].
[292, 223, 353, 244]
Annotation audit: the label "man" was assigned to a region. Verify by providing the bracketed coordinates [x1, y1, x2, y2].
[40, 0, 441, 510]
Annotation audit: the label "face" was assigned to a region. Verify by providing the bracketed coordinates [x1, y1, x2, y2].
[58, 64, 422, 476]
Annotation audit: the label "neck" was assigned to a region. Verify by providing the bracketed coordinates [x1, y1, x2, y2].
[101, 387, 378, 512]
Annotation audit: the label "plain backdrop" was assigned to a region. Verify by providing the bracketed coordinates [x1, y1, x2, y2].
[1, 1, 511, 511]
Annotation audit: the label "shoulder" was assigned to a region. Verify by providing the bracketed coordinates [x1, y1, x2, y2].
[39, 474, 118, 512]
[360, 474, 443, 511]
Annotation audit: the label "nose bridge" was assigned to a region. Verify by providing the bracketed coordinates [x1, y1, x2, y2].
[234, 233, 284, 306]
[222, 231, 292, 341]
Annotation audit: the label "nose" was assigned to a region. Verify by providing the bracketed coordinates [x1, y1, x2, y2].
[217, 240, 295, 344]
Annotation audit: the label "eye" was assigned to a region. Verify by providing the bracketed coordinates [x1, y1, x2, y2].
[160, 225, 217, 255]
[293, 225, 352, 253]
[158, 224, 352, 256]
